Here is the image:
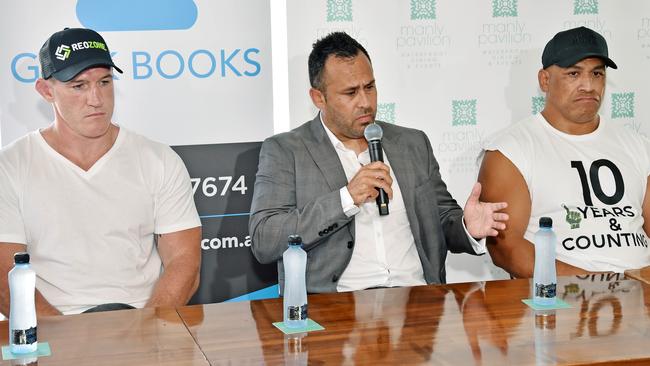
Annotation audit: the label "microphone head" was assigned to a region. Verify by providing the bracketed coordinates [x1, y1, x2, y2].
[364, 123, 383, 142]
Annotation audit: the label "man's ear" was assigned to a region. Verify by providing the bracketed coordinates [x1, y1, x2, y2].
[35, 78, 55, 103]
[309, 87, 326, 110]
[538, 68, 550, 93]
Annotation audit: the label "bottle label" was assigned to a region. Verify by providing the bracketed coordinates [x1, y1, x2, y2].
[287, 304, 308, 321]
[12, 326, 37, 345]
[535, 283, 557, 298]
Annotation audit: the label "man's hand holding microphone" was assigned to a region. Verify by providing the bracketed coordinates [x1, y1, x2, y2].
[346, 123, 391, 215]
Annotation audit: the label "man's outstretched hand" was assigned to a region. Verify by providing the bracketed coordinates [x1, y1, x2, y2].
[463, 182, 509, 238]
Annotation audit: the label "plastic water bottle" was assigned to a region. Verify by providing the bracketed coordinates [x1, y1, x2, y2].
[533, 217, 557, 306]
[283, 235, 308, 328]
[9, 252, 37, 354]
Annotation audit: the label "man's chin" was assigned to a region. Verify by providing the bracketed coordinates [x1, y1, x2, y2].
[572, 114, 600, 124]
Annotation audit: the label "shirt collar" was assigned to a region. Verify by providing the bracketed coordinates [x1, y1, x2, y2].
[320, 112, 350, 151]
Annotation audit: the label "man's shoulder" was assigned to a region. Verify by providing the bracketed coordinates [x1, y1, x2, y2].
[0, 130, 37, 151]
[378, 121, 424, 136]
[118, 127, 178, 160]
[0, 131, 39, 168]
[263, 118, 318, 146]
[504, 114, 539, 134]
[120, 128, 169, 150]
[487, 114, 539, 144]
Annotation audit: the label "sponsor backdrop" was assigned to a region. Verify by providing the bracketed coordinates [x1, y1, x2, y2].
[172, 142, 278, 303]
[287, 0, 650, 282]
[1, 1, 650, 302]
[0, 0, 277, 304]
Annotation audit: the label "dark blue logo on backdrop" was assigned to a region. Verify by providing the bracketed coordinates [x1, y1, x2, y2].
[10, 0, 261, 82]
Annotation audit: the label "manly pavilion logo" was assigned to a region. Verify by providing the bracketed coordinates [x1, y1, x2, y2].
[564, 0, 609, 38]
[438, 99, 484, 174]
[411, 0, 436, 20]
[532, 96, 545, 115]
[318, 0, 363, 43]
[611, 92, 635, 119]
[327, 0, 352, 22]
[452, 99, 477, 126]
[574, 0, 599, 15]
[396, 0, 448, 70]
[479, 0, 529, 67]
[377, 103, 396, 124]
[492, 0, 518, 18]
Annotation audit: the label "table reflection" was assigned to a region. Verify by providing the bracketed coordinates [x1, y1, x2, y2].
[250, 286, 446, 365]
[10, 357, 37, 366]
[450, 280, 528, 363]
[343, 286, 446, 364]
[450, 273, 643, 365]
[235, 274, 650, 365]
[533, 311, 556, 366]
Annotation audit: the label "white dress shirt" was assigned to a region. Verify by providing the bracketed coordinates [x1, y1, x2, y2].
[320, 118, 484, 292]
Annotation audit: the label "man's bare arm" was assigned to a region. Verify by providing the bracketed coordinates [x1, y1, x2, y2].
[0, 243, 61, 316]
[478, 150, 586, 278]
[145, 227, 201, 308]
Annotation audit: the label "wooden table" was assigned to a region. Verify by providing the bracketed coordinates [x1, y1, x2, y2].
[625, 265, 650, 285]
[2, 274, 649, 365]
[178, 273, 650, 365]
[0, 307, 208, 366]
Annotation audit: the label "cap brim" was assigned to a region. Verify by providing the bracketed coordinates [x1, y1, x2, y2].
[555, 53, 617, 69]
[51, 58, 123, 82]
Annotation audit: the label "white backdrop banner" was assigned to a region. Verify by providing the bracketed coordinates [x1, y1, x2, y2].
[287, 0, 650, 282]
[0, 0, 273, 146]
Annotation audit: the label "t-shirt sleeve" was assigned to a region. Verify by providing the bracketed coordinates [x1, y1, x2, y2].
[153, 147, 201, 234]
[0, 158, 27, 244]
[482, 127, 532, 187]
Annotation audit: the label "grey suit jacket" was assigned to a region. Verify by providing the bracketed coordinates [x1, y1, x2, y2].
[249, 115, 478, 293]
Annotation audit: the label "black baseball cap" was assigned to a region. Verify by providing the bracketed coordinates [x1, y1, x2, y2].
[542, 26, 617, 69]
[39, 27, 123, 82]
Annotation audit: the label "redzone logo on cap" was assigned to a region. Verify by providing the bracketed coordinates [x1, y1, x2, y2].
[54, 45, 71, 61]
[54, 40, 108, 61]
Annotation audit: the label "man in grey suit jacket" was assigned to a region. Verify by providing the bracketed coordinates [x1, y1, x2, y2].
[250, 32, 508, 293]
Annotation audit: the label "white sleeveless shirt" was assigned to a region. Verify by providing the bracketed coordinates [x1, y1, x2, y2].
[484, 114, 650, 272]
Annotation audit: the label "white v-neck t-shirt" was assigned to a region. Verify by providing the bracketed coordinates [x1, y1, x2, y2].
[0, 128, 200, 314]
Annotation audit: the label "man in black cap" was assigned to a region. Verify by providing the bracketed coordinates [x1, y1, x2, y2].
[0, 28, 202, 315]
[479, 26, 650, 277]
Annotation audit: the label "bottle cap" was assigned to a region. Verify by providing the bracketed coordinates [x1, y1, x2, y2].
[14, 252, 30, 264]
[288, 234, 302, 246]
[539, 217, 553, 228]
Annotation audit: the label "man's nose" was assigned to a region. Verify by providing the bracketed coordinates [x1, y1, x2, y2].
[87, 85, 103, 107]
[578, 74, 595, 92]
[358, 89, 371, 108]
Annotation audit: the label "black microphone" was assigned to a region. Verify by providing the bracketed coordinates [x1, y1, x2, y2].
[364, 123, 389, 216]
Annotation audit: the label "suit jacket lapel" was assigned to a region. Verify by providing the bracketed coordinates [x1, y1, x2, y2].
[382, 123, 421, 245]
[302, 115, 348, 191]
